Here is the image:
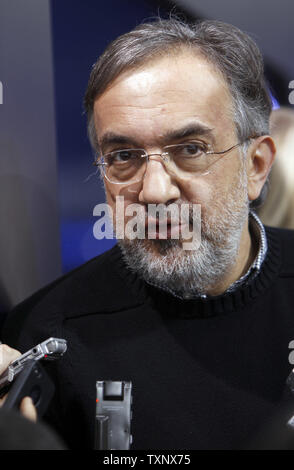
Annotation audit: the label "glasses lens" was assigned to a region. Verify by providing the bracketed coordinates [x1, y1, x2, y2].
[166, 143, 207, 173]
[104, 149, 146, 183]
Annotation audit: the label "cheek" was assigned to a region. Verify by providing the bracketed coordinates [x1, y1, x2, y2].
[104, 182, 143, 226]
[180, 176, 215, 210]
[105, 181, 141, 205]
[180, 172, 231, 224]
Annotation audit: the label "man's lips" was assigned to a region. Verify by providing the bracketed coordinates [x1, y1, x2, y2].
[145, 217, 175, 227]
[145, 218, 188, 239]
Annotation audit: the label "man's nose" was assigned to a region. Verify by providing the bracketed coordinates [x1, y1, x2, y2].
[138, 158, 181, 204]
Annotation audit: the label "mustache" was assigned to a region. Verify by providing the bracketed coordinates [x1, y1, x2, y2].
[131, 203, 197, 227]
[117, 202, 202, 250]
[107, 196, 202, 247]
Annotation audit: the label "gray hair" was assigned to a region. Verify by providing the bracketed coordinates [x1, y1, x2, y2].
[84, 17, 272, 206]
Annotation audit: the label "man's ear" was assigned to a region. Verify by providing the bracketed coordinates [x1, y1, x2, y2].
[247, 136, 276, 202]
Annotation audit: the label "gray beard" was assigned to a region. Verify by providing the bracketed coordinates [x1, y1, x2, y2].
[117, 166, 249, 299]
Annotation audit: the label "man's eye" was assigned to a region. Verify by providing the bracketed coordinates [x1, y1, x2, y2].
[107, 150, 138, 164]
[113, 150, 134, 161]
[180, 143, 206, 157]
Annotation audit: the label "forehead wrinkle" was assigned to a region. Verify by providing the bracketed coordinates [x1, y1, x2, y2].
[97, 101, 188, 111]
[100, 103, 168, 111]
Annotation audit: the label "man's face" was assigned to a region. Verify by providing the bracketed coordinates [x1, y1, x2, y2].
[93, 51, 249, 297]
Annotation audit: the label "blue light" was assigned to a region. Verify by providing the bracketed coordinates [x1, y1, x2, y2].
[270, 92, 280, 110]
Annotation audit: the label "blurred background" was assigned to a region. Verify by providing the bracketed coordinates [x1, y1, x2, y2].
[0, 0, 294, 318]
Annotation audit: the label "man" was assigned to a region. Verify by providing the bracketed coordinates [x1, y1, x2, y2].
[2, 18, 294, 450]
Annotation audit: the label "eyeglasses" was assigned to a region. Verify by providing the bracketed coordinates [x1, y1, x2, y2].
[93, 139, 253, 184]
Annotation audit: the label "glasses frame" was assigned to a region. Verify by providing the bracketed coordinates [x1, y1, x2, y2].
[93, 136, 257, 184]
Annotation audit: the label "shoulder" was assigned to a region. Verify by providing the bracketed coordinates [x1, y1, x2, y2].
[265, 225, 294, 276]
[1, 244, 140, 348]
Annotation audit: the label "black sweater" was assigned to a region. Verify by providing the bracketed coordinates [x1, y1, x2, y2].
[3, 226, 294, 450]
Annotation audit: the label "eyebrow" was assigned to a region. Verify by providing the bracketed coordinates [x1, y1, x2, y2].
[99, 132, 138, 150]
[163, 123, 215, 143]
[99, 122, 215, 151]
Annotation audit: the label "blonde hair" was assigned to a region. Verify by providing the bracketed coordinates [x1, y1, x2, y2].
[257, 107, 294, 229]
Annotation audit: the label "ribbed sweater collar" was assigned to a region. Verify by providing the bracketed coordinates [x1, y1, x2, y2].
[111, 227, 281, 319]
